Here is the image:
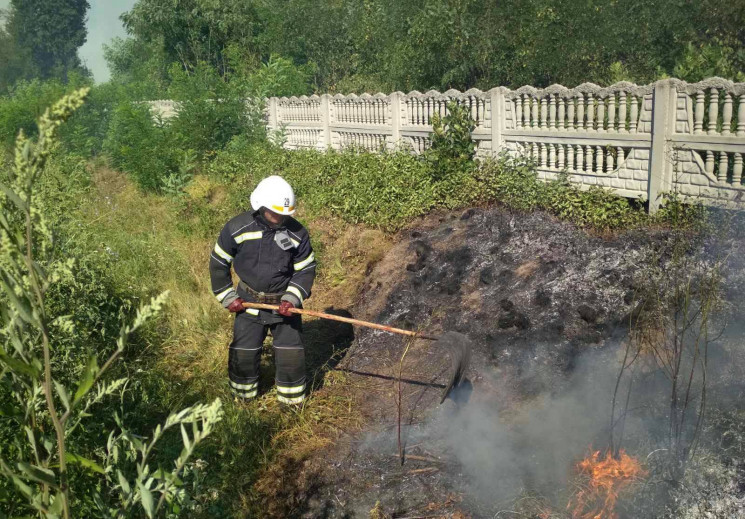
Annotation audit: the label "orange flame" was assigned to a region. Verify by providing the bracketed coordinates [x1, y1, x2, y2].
[568, 449, 646, 519]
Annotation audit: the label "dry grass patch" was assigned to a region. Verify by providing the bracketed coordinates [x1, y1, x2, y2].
[515, 259, 540, 279]
[184, 174, 227, 206]
[308, 217, 392, 313]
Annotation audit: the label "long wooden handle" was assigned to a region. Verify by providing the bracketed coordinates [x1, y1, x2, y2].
[242, 302, 439, 341]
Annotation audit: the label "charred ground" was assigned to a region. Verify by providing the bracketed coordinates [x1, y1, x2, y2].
[262, 205, 745, 518]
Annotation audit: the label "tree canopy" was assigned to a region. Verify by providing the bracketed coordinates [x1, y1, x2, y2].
[0, 0, 90, 89]
[107, 0, 745, 96]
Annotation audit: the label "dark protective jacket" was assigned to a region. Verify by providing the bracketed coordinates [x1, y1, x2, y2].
[209, 210, 316, 311]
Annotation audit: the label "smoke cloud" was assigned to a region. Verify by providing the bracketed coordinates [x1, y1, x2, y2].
[418, 345, 636, 510]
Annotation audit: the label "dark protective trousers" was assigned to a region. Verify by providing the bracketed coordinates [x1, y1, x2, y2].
[228, 310, 306, 404]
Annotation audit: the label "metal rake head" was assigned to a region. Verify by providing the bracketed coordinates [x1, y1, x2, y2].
[437, 331, 473, 404]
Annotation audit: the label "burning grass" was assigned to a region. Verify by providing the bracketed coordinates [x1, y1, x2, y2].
[568, 449, 646, 519]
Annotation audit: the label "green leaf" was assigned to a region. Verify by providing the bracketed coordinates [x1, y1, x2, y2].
[0, 351, 40, 378]
[117, 470, 131, 495]
[0, 399, 20, 417]
[65, 452, 104, 474]
[73, 356, 99, 404]
[48, 492, 64, 515]
[10, 475, 33, 499]
[137, 481, 156, 518]
[180, 423, 191, 450]
[16, 462, 56, 486]
[54, 381, 71, 411]
[0, 271, 37, 326]
[152, 467, 183, 486]
[0, 181, 29, 212]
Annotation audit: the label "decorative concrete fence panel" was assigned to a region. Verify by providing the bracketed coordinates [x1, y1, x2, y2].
[667, 78, 745, 208]
[147, 100, 180, 122]
[501, 82, 654, 202]
[146, 77, 745, 211]
[265, 78, 745, 211]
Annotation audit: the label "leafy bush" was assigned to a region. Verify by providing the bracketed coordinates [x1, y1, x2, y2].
[427, 101, 476, 171]
[425, 100, 481, 208]
[653, 191, 708, 231]
[209, 142, 436, 231]
[0, 75, 89, 148]
[207, 135, 654, 233]
[0, 78, 133, 158]
[99, 60, 274, 192]
[475, 156, 647, 230]
[542, 173, 645, 229]
[103, 101, 182, 191]
[673, 41, 745, 83]
[474, 153, 544, 211]
[167, 62, 265, 158]
[60, 82, 135, 156]
[226, 50, 315, 98]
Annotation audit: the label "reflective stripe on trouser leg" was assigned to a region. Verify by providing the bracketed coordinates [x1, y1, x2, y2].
[270, 316, 306, 404]
[276, 382, 306, 404]
[230, 380, 258, 400]
[229, 312, 267, 400]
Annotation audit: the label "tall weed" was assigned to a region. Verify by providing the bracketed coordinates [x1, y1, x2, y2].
[0, 90, 223, 518]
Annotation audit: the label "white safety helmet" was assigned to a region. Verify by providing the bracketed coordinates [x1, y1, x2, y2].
[250, 175, 296, 215]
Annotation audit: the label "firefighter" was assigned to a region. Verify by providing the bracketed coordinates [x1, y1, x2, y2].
[209, 175, 316, 405]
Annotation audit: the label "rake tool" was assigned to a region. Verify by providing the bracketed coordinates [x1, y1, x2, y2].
[242, 302, 471, 403]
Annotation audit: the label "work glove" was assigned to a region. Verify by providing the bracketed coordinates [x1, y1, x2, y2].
[227, 298, 245, 313]
[278, 300, 295, 317]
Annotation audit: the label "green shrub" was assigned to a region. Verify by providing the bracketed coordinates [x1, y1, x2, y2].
[0, 76, 89, 148]
[476, 156, 648, 230]
[475, 153, 544, 211]
[427, 101, 476, 172]
[228, 51, 315, 98]
[60, 82, 134, 156]
[208, 142, 438, 231]
[0, 79, 132, 158]
[207, 137, 655, 233]
[168, 62, 266, 158]
[30, 154, 133, 386]
[425, 100, 480, 208]
[542, 172, 645, 229]
[103, 101, 181, 191]
[654, 191, 708, 231]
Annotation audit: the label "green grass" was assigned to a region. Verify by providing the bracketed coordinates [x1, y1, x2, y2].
[43, 155, 368, 517]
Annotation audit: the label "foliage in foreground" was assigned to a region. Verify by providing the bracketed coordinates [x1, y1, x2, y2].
[0, 91, 223, 518]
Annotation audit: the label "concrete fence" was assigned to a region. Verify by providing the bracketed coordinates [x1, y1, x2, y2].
[150, 77, 745, 211]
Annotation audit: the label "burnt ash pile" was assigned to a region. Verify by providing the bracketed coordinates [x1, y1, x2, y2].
[293, 206, 744, 518]
[351, 207, 649, 401]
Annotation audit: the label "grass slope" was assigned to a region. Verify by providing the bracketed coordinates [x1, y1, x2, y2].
[68, 161, 391, 517]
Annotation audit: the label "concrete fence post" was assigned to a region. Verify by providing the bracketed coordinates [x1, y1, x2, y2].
[320, 94, 332, 149]
[648, 80, 675, 212]
[390, 92, 402, 150]
[267, 97, 278, 133]
[489, 87, 504, 157]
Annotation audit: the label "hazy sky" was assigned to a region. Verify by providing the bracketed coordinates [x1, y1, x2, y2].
[1, 0, 138, 83]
